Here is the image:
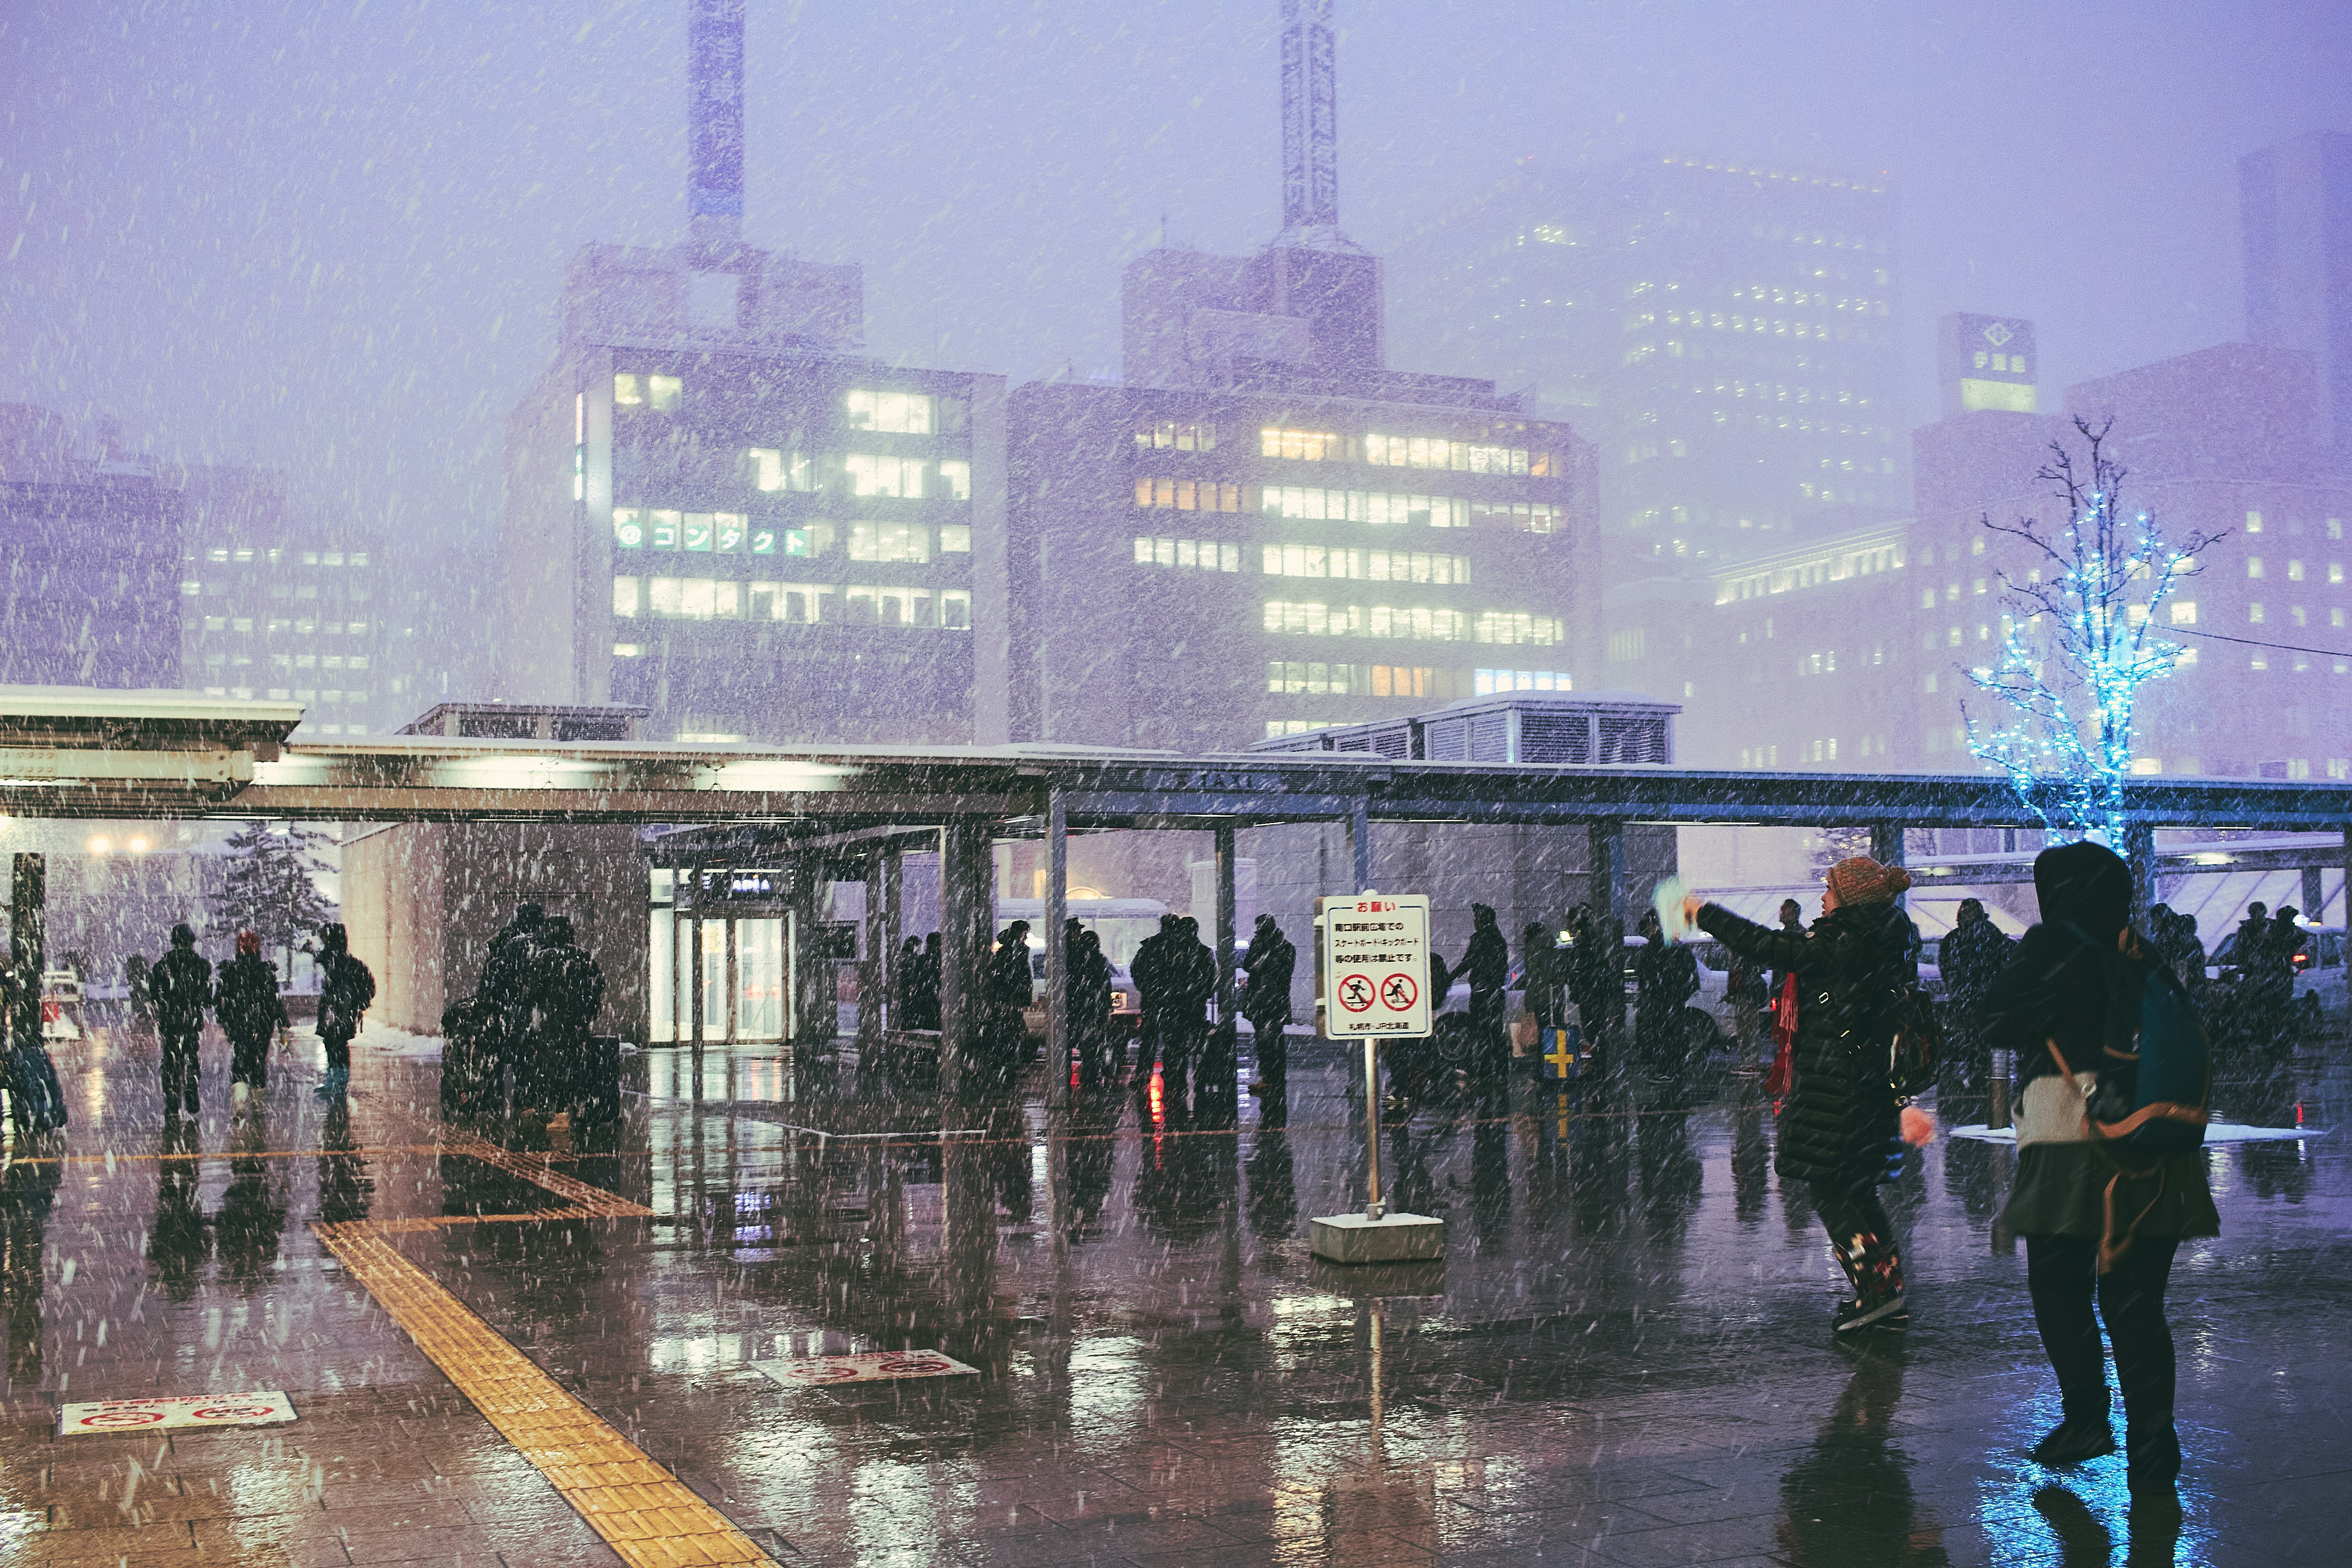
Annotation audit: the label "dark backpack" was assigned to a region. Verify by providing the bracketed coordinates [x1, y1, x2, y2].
[2058, 922, 2209, 1158]
[1881, 979, 1942, 1100]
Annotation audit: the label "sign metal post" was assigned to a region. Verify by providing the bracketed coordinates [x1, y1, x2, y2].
[1311, 892, 1443, 1264]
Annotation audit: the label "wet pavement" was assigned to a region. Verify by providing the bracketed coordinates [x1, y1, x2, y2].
[2, 1026, 2349, 1567]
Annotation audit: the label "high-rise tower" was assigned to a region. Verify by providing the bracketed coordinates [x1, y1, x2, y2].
[1011, 2, 1600, 749]
[2243, 131, 2352, 468]
[495, 1, 1007, 744]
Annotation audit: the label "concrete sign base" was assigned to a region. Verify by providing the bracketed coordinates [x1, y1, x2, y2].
[1309, 1211, 1445, 1264]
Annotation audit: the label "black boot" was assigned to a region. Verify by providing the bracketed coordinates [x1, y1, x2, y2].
[2032, 1415, 2119, 1466]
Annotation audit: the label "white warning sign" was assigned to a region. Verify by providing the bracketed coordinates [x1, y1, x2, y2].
[59, 1392, 296, 1435]
[751, 1350, 979, 1388]
[1321, 893, 1431, 1039]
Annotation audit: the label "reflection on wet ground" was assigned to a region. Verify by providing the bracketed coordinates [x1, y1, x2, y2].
[0, 1025, 2347, 1565]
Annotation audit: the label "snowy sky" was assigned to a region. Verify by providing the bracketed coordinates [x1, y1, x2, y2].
[4, 0, 2347, 549]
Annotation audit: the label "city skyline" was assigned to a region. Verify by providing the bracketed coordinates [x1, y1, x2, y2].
[6, 1, 2348, 555]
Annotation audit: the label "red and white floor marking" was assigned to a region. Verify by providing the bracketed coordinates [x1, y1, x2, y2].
[752, 1351, 978, 1388]
[59, 1391, 296, 1434]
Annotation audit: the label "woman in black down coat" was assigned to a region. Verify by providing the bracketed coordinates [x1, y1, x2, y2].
[1685, 856, 1920, 1333]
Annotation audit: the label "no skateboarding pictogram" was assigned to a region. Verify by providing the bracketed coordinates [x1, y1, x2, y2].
[1378, 972, 1418, 1012]
[1336, 974, 1377, 1013]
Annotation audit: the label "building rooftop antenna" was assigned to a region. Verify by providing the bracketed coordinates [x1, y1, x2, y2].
[1274, 0, 1362, 253]
[687, 0, 746, 258]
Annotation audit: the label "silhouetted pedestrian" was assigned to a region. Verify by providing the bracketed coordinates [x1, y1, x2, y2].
[1633, 907, 1700, 1077]
[1462, 904, 1510, 1083]
[531, 915, 604, 1118]
[477, 902, 545, 1114]
[1985, 840, 2218, 1505]
[975, 922, 1033, 1096]
[1069, 924, 1115, 1086]
[216, 931, 287, 1111]
[150, 924, 212, 1118]
[1241, 914, 1296, 1114]
[314, 924, 375, 1101]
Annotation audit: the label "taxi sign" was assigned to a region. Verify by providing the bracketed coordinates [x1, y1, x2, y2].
[1320, 893, 1431, 1039]
[59, 1392, 296, 1435]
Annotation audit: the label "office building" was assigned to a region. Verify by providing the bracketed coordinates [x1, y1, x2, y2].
[496, 0, 1007, 744]
[1395, 153, 1906, 565]
[1618, 333, 2351, 783]
[1007, 0, 1600, 752]
[2242, 131, 2352, 467]
[175, 464, 388, 737]
[0, 403, 181, 690]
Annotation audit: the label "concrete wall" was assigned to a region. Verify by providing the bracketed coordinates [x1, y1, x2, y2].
[343, 823, 648, 1040]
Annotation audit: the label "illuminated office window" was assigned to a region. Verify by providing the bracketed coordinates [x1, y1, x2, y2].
[748, 448, 813, 493]
[615, 373, 641, 406]
[849, 522, 930, 563]
[2170, 602, 2197, 625]
[1137, 418, 1218, 451]
[939, 524, 972, 553]
[845, 389, 936, 433]
[940, 589, 971, 629]
[847, 454, 928, 498]
[936, 460, 971, 501]
[1259, 427, 1345, 461]
[613, 578, 642, 617]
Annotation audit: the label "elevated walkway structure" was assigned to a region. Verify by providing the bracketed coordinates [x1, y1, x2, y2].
[6, 687, 2350, 1093]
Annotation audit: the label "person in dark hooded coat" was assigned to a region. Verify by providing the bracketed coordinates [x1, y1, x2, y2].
[529, 915, 605, 1117]
[215, 930, 288, 1108]
[313, 923, 375, 1101]
[1240, 914, 1296, 1108]
[150, 923, 213, 1117]
[476, 903, 544, 1115]
[1687, 857, 1919, 1333]
[1460, 904, 1510, 1079]
[1068, 924, 1116, 1087]
[1983, 840, 2217, 1504]
[1128, 913, 1181, 1088]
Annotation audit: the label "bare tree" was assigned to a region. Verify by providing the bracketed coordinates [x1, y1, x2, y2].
[1962, 418, 2220, 845]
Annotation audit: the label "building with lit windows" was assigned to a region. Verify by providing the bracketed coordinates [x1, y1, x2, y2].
[175, 464, 388, 737]
[493, 1, 1007, 744]
[1004, 2, 1598, 751]
[2243, 130, 2352, 469]
[1612, 335, 2352, 783]
[0, 403, 182, 691]
[1392, 153, 1906, 569]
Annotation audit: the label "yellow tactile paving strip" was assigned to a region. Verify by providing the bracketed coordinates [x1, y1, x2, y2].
[440, 1132, 657, 1216]
[316, 1220, 770, 1567]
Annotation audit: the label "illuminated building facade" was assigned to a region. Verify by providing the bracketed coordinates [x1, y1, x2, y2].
[1394, 154, 1906, 565]
[1004, 0, 1599, 750]
[1616, 341, 2352, 783]
[494, 0, 1007, 744]
[2243, 130, 2352, 467]
[0, 403, 181, 691]
[175, 464, 388, 737]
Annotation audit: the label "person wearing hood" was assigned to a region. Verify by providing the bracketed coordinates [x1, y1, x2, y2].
[1982, 840, 2217, 1505]
[1129, 913, 1181, 1088]
[530, 916, 604, 1120]
[313, 923, 376, 1101]
[476, 902, 545, 1117]
[1068, 923, 1116, 1088]
[1240, 914, 1296, 1112]
[975, 922, 1034, 1096]
[1684, 858, 1921, 1333]
[150, 923, 214, 1117]
[215, 931, 288, 1110]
